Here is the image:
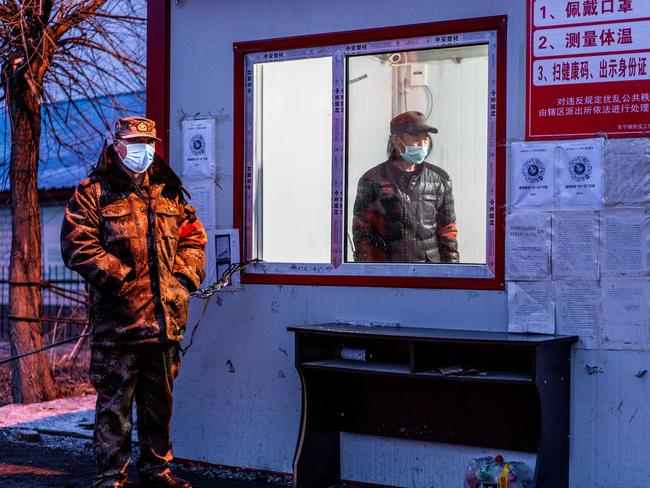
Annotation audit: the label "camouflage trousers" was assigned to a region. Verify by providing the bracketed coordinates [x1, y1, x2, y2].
[89, 342, 181, 488]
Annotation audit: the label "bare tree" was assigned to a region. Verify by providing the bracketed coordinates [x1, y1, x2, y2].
[0, 0, 145, 403]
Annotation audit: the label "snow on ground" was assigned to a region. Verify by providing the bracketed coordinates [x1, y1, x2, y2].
[0, 396, 290, 487]
[0, 394, 97, 437]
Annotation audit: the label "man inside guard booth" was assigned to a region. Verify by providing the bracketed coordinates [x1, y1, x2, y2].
[61, 117, 207, 488]
[352, 111, 459, 263]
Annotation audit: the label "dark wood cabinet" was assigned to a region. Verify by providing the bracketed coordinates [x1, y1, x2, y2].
[288, 323, 577, 488]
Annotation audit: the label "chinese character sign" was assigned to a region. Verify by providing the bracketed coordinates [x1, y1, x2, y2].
[527, 0, 650, 139]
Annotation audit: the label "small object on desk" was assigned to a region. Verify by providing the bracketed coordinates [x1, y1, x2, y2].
[335, 347, 373, 362]
[464, 455, 534, 488]
[438, 365, 465, 375]
[438, 365, 483, 376]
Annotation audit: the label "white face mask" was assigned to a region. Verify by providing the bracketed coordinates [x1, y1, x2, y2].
[121, 143, 155, 174]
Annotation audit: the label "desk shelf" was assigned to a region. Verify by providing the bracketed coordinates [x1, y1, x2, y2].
[416, 369, 534, 384]
[289, 323, 577, 488]
[303, 360, 534, 384]
[303, 359, 411, 376]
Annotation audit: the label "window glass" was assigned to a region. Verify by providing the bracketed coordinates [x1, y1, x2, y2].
[238, 20, 505, 287]
[346, 45, 489, 264]
[252, 57, 333, 263]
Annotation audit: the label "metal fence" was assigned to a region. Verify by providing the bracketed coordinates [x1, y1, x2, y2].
[0, 265, 88, 340]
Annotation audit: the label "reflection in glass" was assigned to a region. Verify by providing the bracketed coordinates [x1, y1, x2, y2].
[252, 57, 332, 263]
[346, 45, 488, 264]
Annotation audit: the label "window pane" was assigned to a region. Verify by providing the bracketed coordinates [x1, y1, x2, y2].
[253, 57, 333, 263]
[346, 45, 488, 264]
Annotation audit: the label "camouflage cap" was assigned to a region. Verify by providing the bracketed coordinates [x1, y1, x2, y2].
[114, 116, 161, 141]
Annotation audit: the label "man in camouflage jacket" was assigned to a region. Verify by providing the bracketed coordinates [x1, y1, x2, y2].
[61, 117, 206, 488]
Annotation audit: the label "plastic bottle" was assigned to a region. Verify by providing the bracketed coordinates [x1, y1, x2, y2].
[334, 347, 374, 362]
[464, 455, 533, 488]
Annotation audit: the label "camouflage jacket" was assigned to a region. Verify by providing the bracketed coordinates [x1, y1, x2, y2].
[61, 145, 207, 346]
[352, 160, 459, 263]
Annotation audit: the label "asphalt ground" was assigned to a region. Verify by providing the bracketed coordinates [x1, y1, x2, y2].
[0, 429, 289, 488]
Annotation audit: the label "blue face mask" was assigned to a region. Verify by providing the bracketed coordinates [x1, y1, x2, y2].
[398, 138, 428, 165]
[121, 143, 155, 174]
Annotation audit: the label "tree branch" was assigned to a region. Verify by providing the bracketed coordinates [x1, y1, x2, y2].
[46, 65, 111, 138]
[90, 11, 144, 22]
[58, 36, 144, 71]
[50, 0, 107, 41]
[52, 47, 140, 94]
[39, 0, 54, 27]
[0, 4, 15, 22]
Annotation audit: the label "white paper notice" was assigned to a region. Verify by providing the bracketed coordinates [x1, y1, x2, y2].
[604, 138, 650, 207]
[508, 281, 555, 334]
[555, 280, 599, 349]
[214, 229, 241, 289]
[600, 209, 649, 277]
[511, 141, 555, 210]
[601, 279, 650, 350]
[556, 138, 604, 210]
[506, 212, 551, 280]
[202, 233, 217, 287]
[182, 118, 217, 178]
[184, 180, 217, 230]
[551, 213, 599, 280]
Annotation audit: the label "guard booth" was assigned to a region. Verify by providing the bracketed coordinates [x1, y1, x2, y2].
[147, 1, 650, 486]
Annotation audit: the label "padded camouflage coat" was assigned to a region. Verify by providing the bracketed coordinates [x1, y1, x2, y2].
[61, 145, 207, 346]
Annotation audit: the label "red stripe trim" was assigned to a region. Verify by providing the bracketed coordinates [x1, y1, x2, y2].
[438, 223, 458, 239]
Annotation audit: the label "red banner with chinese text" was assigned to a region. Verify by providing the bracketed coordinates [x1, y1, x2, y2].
[527, 0, 650, 139]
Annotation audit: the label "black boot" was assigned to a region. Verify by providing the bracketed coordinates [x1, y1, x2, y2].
[140, 469, 191, 488]
[93, 481, 125, 488]
[93, 473, 127, 488]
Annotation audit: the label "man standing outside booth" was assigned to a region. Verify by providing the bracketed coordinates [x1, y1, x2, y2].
[61, 117, 206, 488]
[352, 111, 459, 263]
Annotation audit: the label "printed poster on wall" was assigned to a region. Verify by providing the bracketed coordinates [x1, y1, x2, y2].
[183, 180, 217, 230]
[604, 138, 650, 206]
[508, 281, 556, 334]
[551, 212, 600, 279]
[527, 0, 650, 139]
[601, 278, 650, 349]
[600, 208, 649, 276]
[506, 212, 552, 280]
[511, 141, 555, 209]
[182, 118, 217, 178]
[555, 280, 600, 348]
[556, 138, 603, 209]
[214, 229, 241, 288]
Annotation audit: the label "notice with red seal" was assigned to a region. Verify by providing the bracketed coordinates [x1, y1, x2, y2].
[527, 0, 650, 139]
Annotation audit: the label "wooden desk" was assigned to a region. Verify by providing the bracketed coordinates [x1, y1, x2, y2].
[288, 324, 577, 488]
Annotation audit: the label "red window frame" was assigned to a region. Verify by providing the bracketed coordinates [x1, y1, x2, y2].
[233, 16, 507, 290]
[147, 0, 171, 161]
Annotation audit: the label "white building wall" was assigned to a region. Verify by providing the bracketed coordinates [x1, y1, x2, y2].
[0, 205, 72, 308]
[41, 206, 66, 270]
[0, 205, 66, 270]
[169, 1, 648, 486]
[0, 206, 11, 264]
